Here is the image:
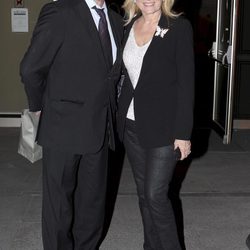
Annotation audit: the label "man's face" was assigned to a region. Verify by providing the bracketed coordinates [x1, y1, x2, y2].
[95, 0, 105, 7]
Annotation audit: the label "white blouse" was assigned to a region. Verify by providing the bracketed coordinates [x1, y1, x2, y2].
[123, 26, 152, 120]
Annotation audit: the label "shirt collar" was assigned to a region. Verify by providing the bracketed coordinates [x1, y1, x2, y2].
[85, 0, 107, 11]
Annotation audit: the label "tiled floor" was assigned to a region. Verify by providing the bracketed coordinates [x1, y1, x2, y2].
[1, 128, 250, 250]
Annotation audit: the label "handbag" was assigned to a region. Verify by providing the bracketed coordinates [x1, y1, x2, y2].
[18, 109, 42, 163]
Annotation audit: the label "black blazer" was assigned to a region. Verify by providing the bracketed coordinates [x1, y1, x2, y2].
[20, 0, 123, 154]
[117, 14, 194, 148]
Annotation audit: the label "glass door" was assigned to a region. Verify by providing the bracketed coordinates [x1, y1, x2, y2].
[211, 0, 239, 143]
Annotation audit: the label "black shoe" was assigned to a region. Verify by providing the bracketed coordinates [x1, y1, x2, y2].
[246, 234, 250, 249]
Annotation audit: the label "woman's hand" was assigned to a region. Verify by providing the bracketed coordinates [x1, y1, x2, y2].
[174, 139, 191, 160]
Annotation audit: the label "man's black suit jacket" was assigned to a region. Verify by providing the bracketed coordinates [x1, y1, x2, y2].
[20, 0, 123, 154]
[117, 14, 194, 148]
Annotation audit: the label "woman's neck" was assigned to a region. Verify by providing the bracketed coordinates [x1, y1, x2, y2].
[141, 10, 161, 25]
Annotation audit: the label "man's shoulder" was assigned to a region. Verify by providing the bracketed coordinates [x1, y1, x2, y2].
[42, 0, 79, 11]
[108, 9, 124, 34]
[109, 9, 123, 22]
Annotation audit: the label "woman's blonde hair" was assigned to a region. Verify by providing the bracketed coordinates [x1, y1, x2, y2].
[123, 0, 179, 25]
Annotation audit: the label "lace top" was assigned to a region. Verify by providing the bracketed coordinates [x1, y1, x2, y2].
[123, 26, 152, 120]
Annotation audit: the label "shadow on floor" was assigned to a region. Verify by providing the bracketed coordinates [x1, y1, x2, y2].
[169, 128, 212, 250]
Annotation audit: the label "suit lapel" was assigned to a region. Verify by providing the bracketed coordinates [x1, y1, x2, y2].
[73, 0, 108, 70]
[107, 10, 120, 52]
[107, 10, 121, 72]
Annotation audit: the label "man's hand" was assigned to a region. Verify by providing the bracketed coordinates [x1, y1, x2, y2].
[174, 139, 191, 161]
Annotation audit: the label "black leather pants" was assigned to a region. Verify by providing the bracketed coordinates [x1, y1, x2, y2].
[124, 119, 182, 250]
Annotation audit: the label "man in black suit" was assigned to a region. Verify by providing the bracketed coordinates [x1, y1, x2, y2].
[20, 0, 123, 249]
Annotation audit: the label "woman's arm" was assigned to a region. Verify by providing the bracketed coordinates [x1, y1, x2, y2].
[174, 18, 195, 160]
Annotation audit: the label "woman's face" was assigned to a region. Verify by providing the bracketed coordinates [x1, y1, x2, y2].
[135, 0, 162, 16]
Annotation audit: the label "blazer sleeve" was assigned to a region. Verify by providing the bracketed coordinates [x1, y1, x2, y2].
[174, 18, 195, 140]
[20, 3, 64, 112]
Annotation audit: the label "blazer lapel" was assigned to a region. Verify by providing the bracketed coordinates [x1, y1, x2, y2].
[122, 16, 139, 50]
[73, 0, 108, 70]
[135, 14, 169, 91]
[121, 16, 140, 92]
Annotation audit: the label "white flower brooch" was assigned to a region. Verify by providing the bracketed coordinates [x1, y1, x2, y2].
[155, 26, 169, 38]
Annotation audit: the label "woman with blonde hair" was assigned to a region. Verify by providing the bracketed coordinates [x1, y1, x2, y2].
[117, 0, 194, 249]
